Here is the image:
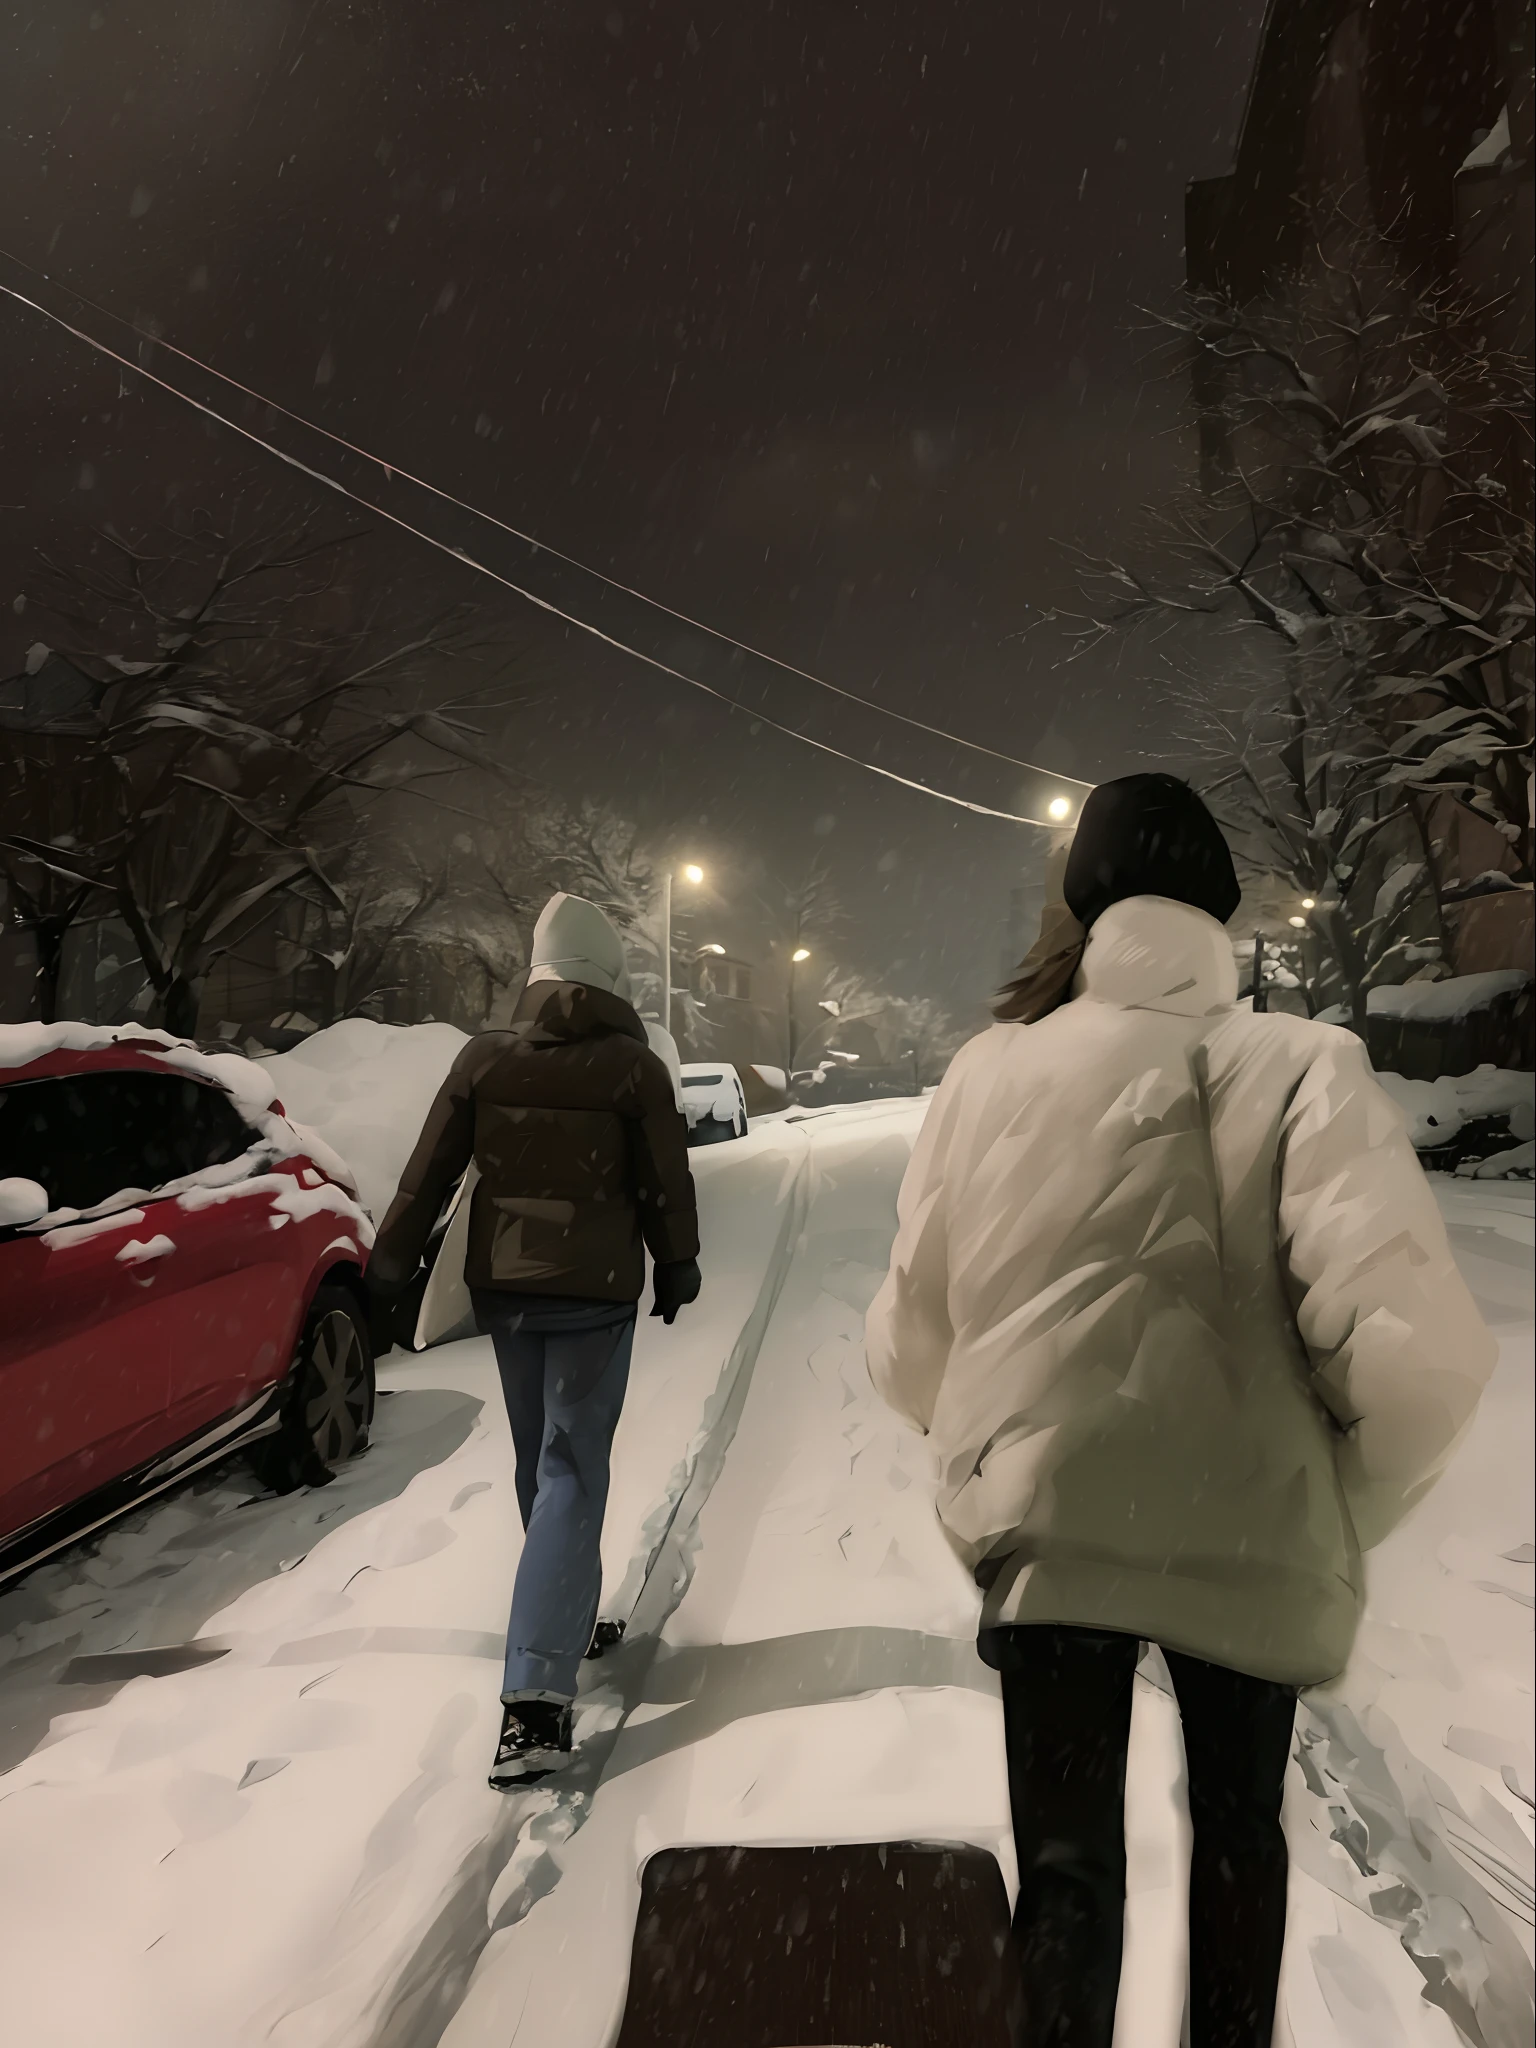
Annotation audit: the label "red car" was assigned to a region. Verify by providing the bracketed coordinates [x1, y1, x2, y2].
[0, 1024, 375, 1582]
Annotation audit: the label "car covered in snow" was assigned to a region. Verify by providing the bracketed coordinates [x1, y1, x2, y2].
[679, 1062, 749, 1144]
[0, 1023, 377, 1582]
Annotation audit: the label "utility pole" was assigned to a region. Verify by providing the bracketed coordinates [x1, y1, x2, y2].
[787, 943, 799, 1069]
[786, 940, 813, 1069]
[1252, 931, 1268, 1012]
[651, 863, 708, 1030]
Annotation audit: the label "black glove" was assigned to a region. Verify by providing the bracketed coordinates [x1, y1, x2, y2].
[650, 1257, 701, 1325]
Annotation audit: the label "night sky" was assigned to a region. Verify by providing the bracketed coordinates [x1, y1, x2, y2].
[0, 1, 1268, 1010]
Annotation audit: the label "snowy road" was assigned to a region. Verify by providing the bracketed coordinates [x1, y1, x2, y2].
[0, 1097, 1530, 2048]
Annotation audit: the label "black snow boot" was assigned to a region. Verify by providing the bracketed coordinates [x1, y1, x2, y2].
[489, 1700, 572, 1789]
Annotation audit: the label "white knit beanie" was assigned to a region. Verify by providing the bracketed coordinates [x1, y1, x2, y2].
[526, 892, 633, 1001]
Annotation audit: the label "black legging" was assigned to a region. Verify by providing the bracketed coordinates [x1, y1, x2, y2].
[980, 1623, 1298, 2048]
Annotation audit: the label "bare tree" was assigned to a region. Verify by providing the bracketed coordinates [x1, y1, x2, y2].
[883, 993, 969, 1087]
[0, 651, 120, 1022]
[521, 797, 656, 930]
[757, 851, 847, 1065]
[516, 793, 669, 1007]
[804, 968, 966, 1086]
[2, 507, 507, 1034]
[276, 844, 447, 1026]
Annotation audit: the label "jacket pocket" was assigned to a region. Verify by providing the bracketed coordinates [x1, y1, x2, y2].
[488, 1196, 580, 1284]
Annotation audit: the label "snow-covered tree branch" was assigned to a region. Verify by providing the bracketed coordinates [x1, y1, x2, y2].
[1046, 230, 1531, 1026]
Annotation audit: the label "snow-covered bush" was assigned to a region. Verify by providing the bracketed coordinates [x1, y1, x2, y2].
[1377, 1063, 1535, 1177]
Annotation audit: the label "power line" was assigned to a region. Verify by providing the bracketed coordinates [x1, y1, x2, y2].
[0, 249, 1077, 780]
[0, 255, 1092, 829]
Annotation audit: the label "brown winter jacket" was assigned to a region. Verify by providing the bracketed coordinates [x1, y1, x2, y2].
[369, 979, 699, 1303]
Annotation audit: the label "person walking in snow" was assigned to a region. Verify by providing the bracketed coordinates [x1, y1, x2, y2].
[367, 893, 701, 1789]
[864, 774, 1496, 2048]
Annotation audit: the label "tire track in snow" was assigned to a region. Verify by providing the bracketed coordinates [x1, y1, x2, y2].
[366, 1132, 816, 2048]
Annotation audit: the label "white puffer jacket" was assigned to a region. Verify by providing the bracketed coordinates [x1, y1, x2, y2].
[865, 895, 1496, 1685]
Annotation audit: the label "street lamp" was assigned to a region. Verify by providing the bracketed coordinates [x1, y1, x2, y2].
[1288, 916, 1306, 928]
[1301, 897, 1316, 909]
[656, 862, 706, 1032]
[787, 946, 811, 1067]
[1047, 796, 1073, 823]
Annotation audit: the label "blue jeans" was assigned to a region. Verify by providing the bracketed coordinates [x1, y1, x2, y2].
[472, 1290, 636, 1703]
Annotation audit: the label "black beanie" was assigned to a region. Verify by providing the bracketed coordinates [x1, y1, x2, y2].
[1062, 773, 1241, 931]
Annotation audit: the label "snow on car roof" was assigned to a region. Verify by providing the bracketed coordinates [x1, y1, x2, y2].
[0, 1020, 278, 1114]
[0, 1020, 362, 1221]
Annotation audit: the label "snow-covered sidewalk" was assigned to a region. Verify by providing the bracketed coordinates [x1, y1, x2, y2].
[429, 1131, 1534, 2048]
[0, 1085, 1529, 2048]
[0, 1120, 812, 2048]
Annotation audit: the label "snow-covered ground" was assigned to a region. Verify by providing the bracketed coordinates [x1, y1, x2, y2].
[0, 1034, 1530, 2048]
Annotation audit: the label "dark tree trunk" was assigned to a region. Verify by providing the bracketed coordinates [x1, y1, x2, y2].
[161, 974, 203, 1040]
[31, 917, 68, 1025]
[1317, 907, 1370, 1041]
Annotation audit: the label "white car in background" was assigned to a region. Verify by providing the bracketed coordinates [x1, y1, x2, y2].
[680, 1063, 749, 1145]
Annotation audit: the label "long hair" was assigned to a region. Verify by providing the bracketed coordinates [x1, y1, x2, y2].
[992, 900, 1087, 1024]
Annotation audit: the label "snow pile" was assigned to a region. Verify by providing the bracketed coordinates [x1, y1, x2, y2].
[1368, 970, 1531, 1022]
[1377, 1064, 1535, 1156]
[259, 1019, 468, 1224]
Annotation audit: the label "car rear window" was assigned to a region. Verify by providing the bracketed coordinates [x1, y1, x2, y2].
[685, 1074, 726, 1086]
[0, 1071, 256, 1216]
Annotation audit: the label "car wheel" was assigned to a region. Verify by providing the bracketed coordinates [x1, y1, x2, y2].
[254, 1284, 374, 1493]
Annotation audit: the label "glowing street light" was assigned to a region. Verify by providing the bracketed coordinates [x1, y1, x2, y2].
[1301, 896, 1316, 909]
[656, 865, 707, 1033]
[786, 946, 813, 1067]
[699, 943, 726, 956]
[1046, 795, 1073, 823]
[1288, 916, 1307, 928]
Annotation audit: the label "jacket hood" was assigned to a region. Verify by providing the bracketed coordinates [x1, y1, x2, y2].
[527, 892, 633, 1001]
[514, 976, 649, 1046]
[1074, 894, 1238, 1016]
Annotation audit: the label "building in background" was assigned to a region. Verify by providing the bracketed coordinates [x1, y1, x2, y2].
[1187, 0, 1531, 341]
